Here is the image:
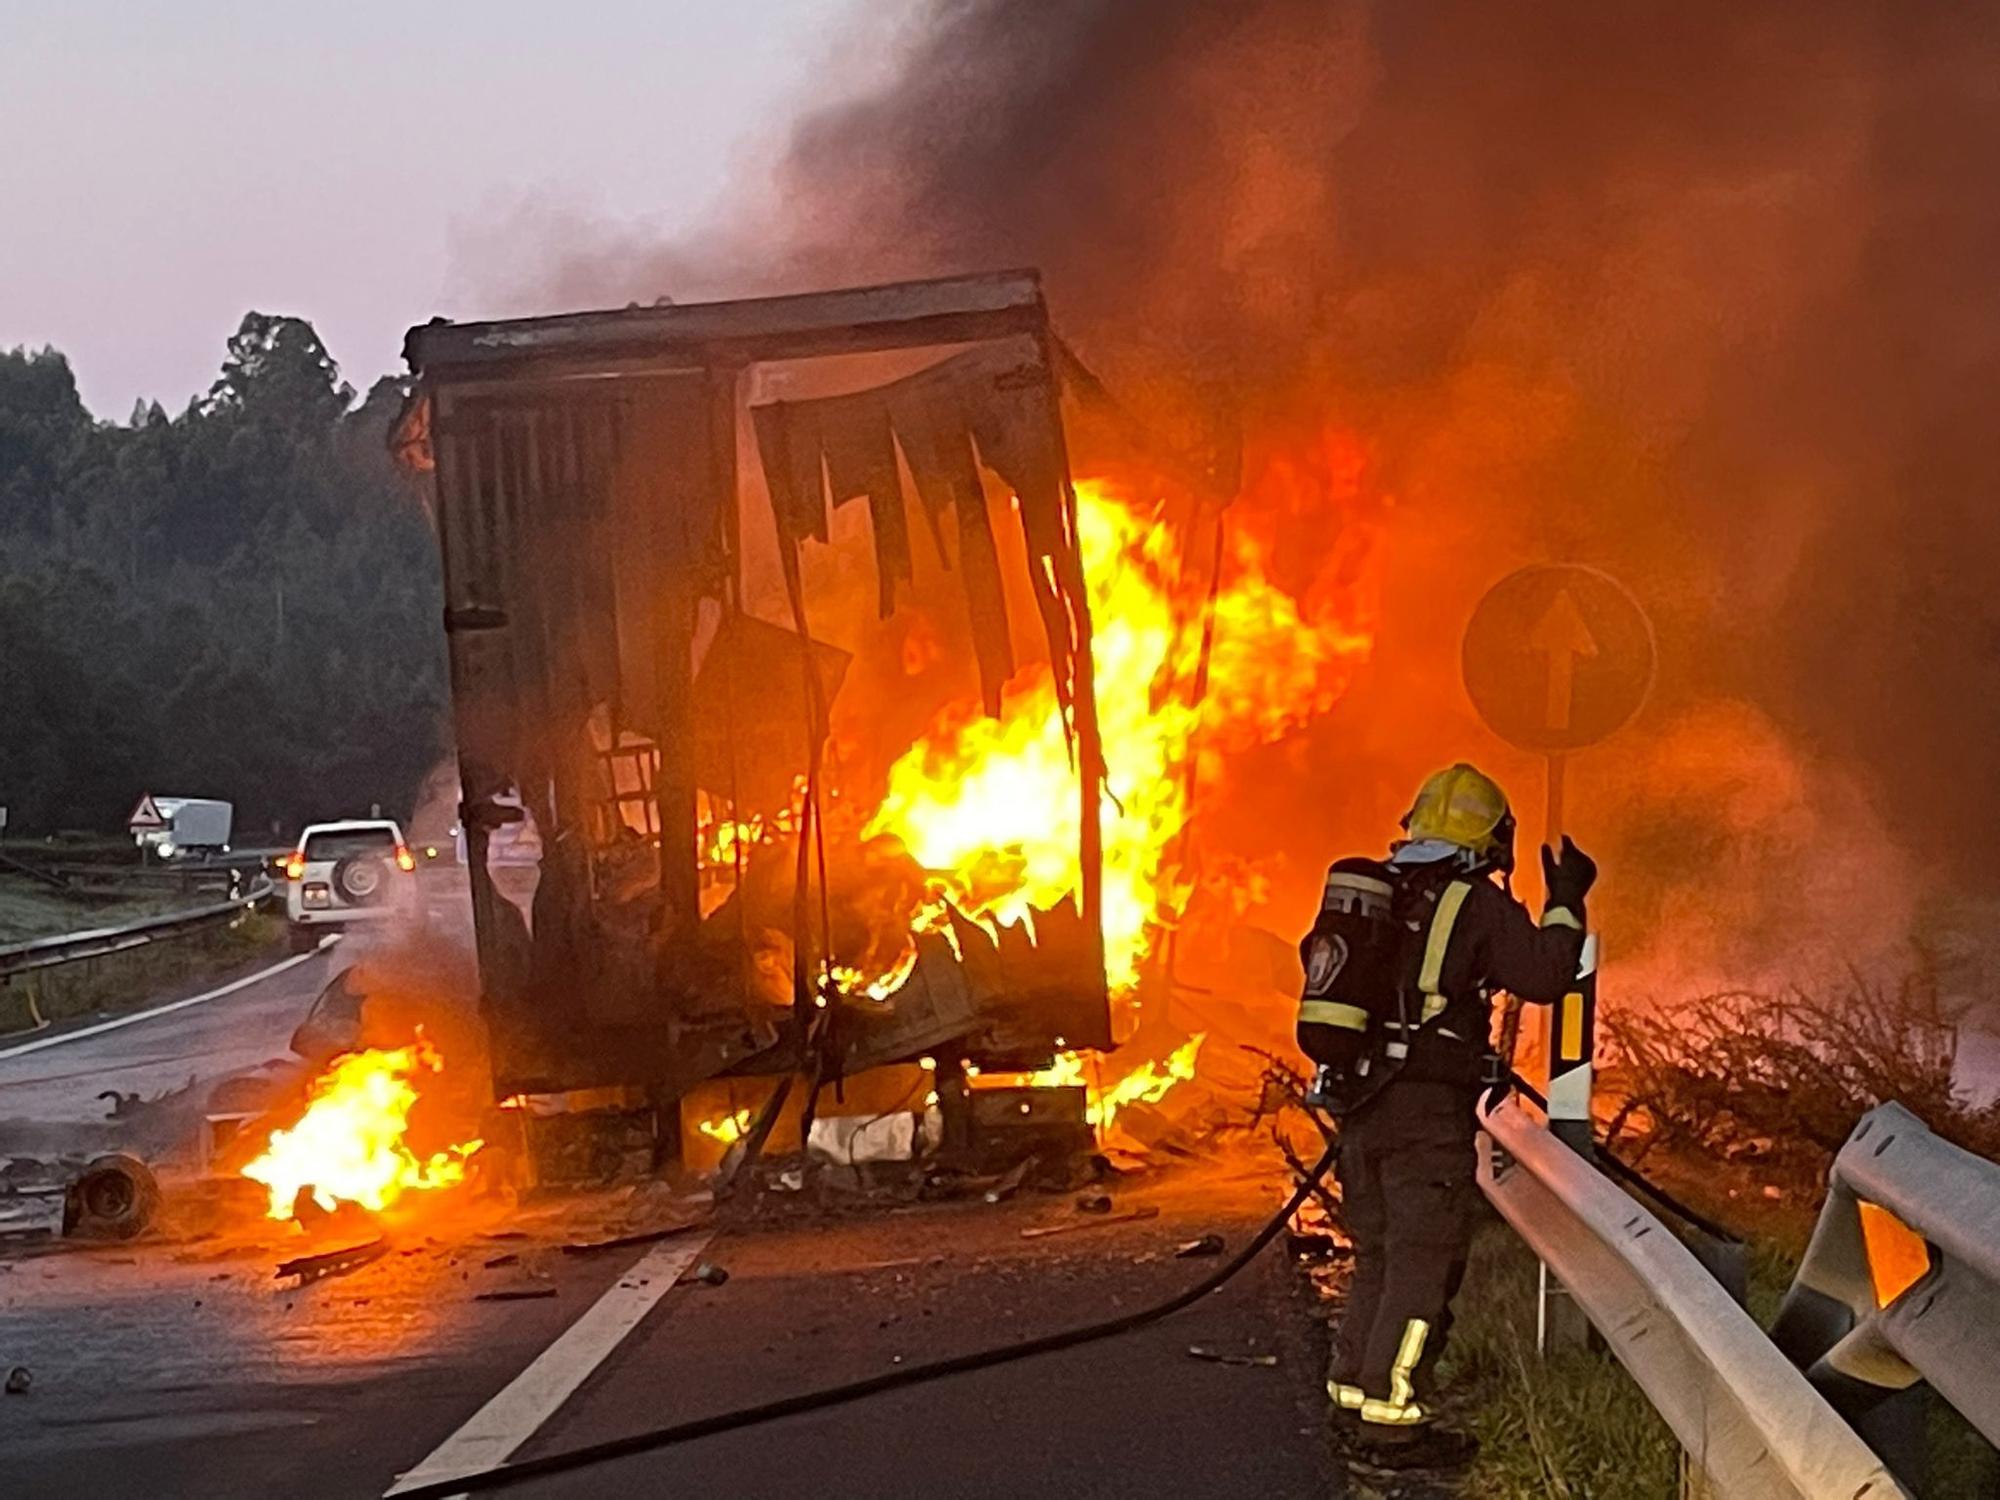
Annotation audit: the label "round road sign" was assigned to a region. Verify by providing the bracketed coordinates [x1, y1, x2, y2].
[1461, 564, 1655, 753]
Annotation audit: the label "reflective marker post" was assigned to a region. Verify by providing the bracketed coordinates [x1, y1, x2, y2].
[1547, 933, 1597, 1156]
[1538, 933, 1598, 1355]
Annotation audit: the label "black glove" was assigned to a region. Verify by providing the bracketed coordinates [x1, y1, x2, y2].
[1540, 834, 1598, 913]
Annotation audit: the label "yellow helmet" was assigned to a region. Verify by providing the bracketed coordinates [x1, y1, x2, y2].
[1402, 763, 1515, 870]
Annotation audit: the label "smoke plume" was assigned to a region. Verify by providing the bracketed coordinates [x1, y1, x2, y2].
[487, 1, 2000, 1007]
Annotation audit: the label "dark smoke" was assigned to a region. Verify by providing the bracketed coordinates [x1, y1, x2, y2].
[507, 0, 2000, 1000]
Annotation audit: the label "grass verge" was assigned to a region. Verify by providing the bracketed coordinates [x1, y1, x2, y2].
[0, 909, 287, 1035]
[1442, 1220, 1680, 1499]
[1441, 1210, 1998, 1498]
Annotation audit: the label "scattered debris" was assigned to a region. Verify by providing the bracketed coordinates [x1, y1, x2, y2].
[560, 1223, 705, 1257]
[809, 1112, 919, 1166]
[982, 1158, 1036, 1205]
[845, 1254, 940, 1274]
[5, 1367, 30, 1394]
[475, 1286, 558, 1302]
[623, 1180, 713, 1228]
[683, 1261, 729, 1287]
[968, 1086, 1093, 1167]
[1187, 1345, 1277, 1368]
[61, 1154, 161, 1241]
[1105, 1100, 1198, 1156]
[714, 1076, 795, 1195]
[1074, 1189, 1113, 1214]
[275, 1239, 387, 1285]
[1175, 1233, 1226, 1258]
[1019, 1205, 1161, 1239]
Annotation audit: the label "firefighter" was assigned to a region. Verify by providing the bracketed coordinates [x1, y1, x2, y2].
[1299, 763, 1596, 1471]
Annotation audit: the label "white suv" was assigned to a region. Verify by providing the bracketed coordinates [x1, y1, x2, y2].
[284, 819, 419, 951]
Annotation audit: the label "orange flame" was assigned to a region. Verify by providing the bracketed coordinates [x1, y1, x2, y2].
[241, 1035, 483, 1221]
[865, 471, 1373, 993]
[1023, 1033, 1207, 1132]
[698, 1108, 755, 1146]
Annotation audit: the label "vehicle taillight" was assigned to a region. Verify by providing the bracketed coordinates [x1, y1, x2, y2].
[284, 853, 306, 881]
[394, 844, 417, 873]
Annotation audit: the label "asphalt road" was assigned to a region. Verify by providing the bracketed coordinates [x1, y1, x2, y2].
[0, 942, 348, 1131]
[0, 874, 1347, 1500]
[0, 866, 469, 1140]
[505, 1172, 1341, 1500]
[0, 1161, 1342, 1500]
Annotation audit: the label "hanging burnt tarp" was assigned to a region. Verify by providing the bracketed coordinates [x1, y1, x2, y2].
[750, 338, 1084, 720]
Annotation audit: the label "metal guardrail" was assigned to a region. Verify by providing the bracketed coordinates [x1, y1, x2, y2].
[1772, 1102, 2000, 1450]
[0, 878, 274, 980]
[24, 850, 281, 897]
[1477, 1093, 1910, 1499]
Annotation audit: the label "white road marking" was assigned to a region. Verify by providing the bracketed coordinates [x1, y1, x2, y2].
[0, 936, 339, 1062]
[386, 1231, 716, 1496]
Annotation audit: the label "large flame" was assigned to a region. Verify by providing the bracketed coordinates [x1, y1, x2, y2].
[864, 469, 1373, 992]
[242, 1035, 483, 1222]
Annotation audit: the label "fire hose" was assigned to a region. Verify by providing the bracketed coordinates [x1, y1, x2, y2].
[1491, 1072, 1740, 1245]
[388, 1138, 1340, 1498]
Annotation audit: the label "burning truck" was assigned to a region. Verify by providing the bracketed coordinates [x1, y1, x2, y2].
[385, 268, 1376, 1182]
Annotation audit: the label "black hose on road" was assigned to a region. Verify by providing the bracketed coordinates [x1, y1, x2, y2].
[390, 1139, 1340, 1498]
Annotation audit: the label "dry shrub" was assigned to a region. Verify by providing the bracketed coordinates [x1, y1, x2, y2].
[1601, 973, 2000, 1194]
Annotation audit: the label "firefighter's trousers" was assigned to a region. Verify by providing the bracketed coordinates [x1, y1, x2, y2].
[1327, 1080, 1478, 1427]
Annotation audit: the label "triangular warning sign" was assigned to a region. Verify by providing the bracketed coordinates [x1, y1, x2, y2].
[128, 794, 168, 831]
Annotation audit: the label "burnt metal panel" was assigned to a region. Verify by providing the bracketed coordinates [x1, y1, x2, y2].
[433, 375, 728, 1093]
[405, 270, 1048, 376]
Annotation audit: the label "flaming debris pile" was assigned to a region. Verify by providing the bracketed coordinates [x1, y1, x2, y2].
[1020, 1033, 1208, 1132]
[242, 1035, 484, 1222]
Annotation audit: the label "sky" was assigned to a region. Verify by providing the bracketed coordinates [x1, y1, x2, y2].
[0, 0, 905, 418]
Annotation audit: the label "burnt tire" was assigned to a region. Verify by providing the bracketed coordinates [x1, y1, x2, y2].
[62, 1154, 161, 1241]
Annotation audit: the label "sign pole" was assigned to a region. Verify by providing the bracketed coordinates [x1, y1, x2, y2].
[1462, 564, 1649, 1359]
[1539, 750, 1592, 1150]
[1543, 751, 1565, 863]
[1538, 749, 1597, 1354]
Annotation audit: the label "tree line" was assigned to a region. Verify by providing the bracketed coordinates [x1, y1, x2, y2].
[0, 314, 449, 842]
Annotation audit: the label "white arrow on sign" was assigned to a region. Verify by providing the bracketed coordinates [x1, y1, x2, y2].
[1527, 588, 1599, 732]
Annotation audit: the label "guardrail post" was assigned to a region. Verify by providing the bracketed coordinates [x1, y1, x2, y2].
[1770, 1101, 2000, 1490]
[1538, 932, 1598, 1354]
